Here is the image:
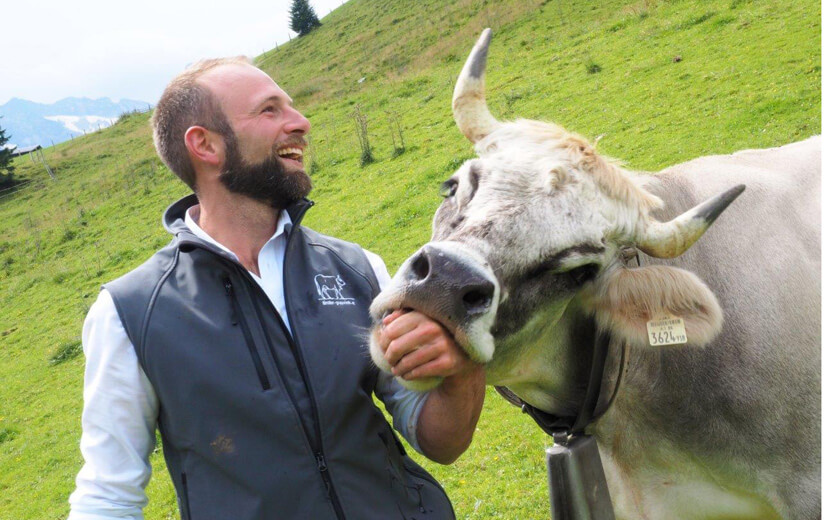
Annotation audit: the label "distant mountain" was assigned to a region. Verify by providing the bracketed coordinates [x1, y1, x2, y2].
[0, 97, 151, 148]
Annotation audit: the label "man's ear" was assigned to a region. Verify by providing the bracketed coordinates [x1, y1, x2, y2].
[585, 265, 723, 348]
[184, 126, 223, 168]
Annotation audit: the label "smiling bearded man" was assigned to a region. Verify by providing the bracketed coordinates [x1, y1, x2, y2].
[219, 128, 312, 210]
[67, 57, 485, 520]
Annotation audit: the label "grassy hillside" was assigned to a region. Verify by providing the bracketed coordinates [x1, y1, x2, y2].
[0, 0, 819, 518]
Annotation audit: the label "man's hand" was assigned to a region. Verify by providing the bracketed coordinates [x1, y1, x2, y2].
[376, 309, 486, 464]
[377, 309, 475, 382]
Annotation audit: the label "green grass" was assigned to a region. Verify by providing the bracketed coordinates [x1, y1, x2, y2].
[0, 0, 819, 518]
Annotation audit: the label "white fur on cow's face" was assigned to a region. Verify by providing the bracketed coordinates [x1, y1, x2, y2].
[368, 120, 643, 388]
[434, 122, 631, 289]
[368, 118, 723, 394]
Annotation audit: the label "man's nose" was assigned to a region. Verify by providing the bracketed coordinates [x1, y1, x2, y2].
[284, 106, 311, 135]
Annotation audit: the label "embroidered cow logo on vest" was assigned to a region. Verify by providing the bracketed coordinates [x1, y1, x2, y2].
[314, 274, 356, 306]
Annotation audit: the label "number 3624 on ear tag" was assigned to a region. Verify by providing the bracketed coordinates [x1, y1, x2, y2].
[646, 315, 688, 346]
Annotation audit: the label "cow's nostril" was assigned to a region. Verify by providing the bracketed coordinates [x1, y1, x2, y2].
[462, 284, 494, 315]
[410, 252, 430, 281]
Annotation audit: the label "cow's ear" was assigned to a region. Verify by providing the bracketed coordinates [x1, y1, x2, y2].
[586, 265, 723, 348]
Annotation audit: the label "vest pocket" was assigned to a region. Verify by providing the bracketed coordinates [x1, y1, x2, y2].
[224, 277, 271, 390]
[378, 428, 456, 520]
[402, 458, 456, 520]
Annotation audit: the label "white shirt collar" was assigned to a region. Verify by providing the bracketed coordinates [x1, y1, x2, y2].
[184, 204, 292, 262]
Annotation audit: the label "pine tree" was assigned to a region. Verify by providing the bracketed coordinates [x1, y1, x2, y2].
[0, 118, 15, 185]
[289, 0, 322, 37]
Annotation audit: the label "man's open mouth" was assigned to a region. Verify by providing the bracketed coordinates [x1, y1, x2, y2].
[277, 146, 304, 163]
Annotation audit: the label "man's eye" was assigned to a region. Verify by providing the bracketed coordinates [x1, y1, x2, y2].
[439, 181, 458, 198]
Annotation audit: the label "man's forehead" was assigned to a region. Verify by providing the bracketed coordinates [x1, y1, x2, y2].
[198, 63, 289, 111]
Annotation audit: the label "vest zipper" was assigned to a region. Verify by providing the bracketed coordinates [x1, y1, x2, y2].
[181, 472, 193, 520]
[224, 278, 271, 391]
[282, 203, 347, 520]
[315, 452, 330, 489]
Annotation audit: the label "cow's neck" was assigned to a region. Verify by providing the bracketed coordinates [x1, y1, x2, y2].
[486, 297, 615, 418]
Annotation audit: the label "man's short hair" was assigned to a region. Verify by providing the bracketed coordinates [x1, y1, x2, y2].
[151, 56, 253, 190]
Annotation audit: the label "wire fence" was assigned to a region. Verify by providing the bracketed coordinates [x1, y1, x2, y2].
[0, 180, 30, 195]
[0, 179, 45, 202]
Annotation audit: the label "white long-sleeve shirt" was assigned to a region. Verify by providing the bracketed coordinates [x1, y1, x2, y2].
[68, 208, 429, 520]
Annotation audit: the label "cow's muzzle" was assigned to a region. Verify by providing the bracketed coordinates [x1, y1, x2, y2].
[370, 241, 500, 370]
[403, 244, 496, 323]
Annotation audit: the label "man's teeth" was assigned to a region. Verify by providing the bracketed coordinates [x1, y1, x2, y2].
[277, 147, 303, 157]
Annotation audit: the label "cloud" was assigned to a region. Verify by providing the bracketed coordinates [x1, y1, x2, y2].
[1, 0, 345, 105]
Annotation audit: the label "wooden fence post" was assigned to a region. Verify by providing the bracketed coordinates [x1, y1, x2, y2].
[38, 148, 55, 180]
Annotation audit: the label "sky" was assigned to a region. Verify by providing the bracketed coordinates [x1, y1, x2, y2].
[1, 0, 347, 106]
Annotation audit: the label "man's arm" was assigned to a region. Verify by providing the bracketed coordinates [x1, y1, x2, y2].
[68, 290, 158, 520]
[377, 310, 485, 464]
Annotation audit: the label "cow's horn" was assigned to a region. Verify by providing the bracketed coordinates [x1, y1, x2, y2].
[453, 28, 501, 143]
[636, 185, 745, 258]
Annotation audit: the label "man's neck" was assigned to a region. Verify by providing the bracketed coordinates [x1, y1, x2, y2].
[195, 191, 279, 276]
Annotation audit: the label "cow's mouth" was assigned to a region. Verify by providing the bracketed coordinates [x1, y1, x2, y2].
[373, 305, 484, 353]
[368, 300, 496, 392]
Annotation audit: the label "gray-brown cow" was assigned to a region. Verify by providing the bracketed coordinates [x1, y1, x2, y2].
[369, 30, 820, 519]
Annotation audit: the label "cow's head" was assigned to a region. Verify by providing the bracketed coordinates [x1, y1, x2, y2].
[369, 30, 743, 407]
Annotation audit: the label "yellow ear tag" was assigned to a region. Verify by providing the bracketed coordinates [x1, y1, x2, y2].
[646, 314, 688, 346]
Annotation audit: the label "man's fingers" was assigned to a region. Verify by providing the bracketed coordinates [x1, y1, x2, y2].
[392, 343, 442, 377]
[379, 311, 443, 355]
[381, 309, 406, 327]
[399, 356, 458, 381]
[376, 310, 469, 381]
[378, 312, 417, 350]
[384, 332, 425, 366]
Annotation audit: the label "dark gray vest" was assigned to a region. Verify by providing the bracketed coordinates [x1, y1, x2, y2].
[105, 195, 454, 520]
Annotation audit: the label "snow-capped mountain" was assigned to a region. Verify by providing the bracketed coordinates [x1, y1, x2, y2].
[0, 97, 151, 148]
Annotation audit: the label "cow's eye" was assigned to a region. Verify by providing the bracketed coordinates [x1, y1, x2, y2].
[439, 180, 458, 198]
[567, 263, 600, 286]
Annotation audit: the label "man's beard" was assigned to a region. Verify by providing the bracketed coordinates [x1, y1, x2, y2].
[218, 132, 312, 209]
